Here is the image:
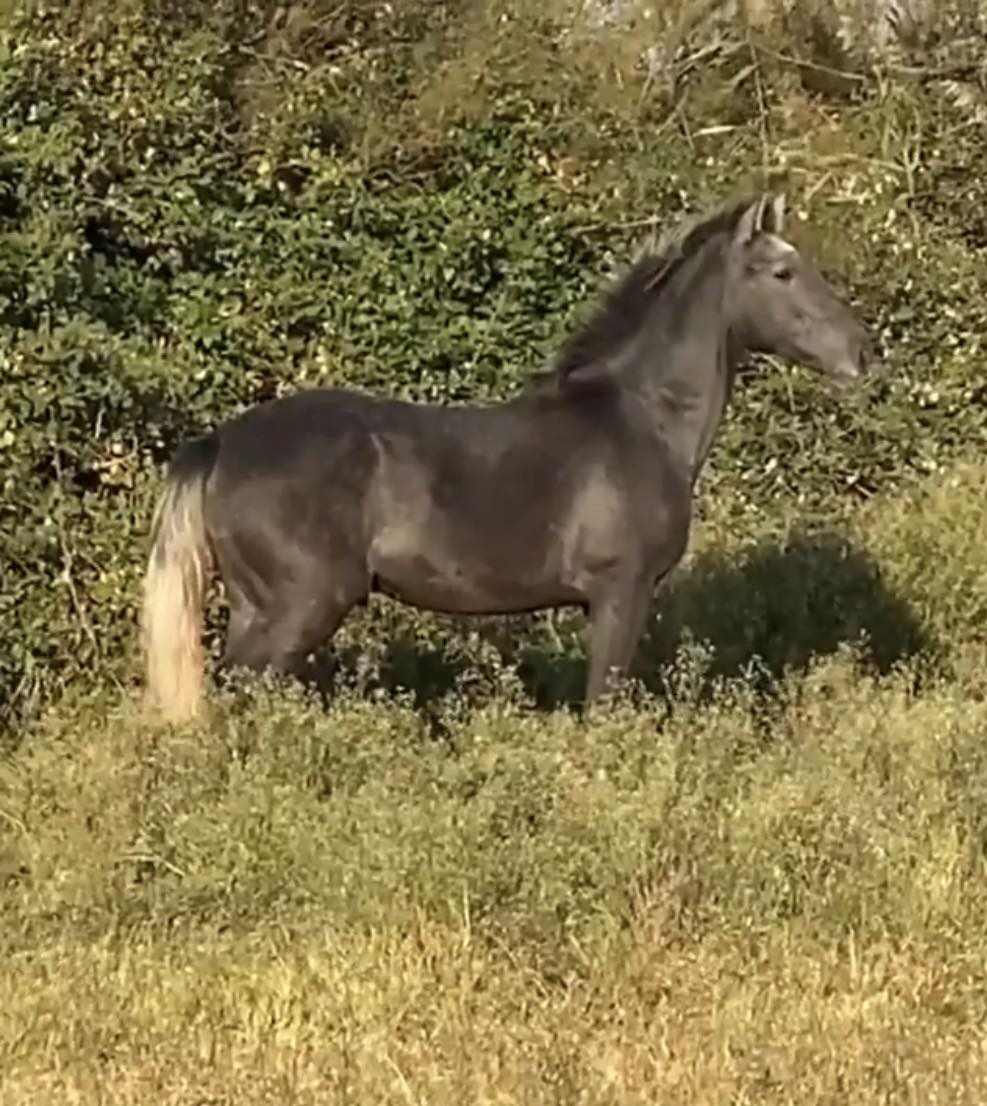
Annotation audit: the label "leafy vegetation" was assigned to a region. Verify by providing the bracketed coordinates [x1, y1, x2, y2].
[1, 0, 986, 1100]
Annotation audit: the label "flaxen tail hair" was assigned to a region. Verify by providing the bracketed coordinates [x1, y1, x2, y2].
[141, 435, 218, 722]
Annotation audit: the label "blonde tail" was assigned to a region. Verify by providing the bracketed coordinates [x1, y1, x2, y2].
[141, 436, 217, 722]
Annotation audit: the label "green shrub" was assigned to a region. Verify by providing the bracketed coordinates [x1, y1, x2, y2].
[1, 0, 986, 721]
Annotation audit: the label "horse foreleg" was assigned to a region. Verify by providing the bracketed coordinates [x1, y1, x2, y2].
[584, 574, 655, 708]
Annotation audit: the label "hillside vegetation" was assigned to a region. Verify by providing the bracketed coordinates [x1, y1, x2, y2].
[1, 0, 987, 1101]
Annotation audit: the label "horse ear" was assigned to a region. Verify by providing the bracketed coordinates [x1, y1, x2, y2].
[734, 195, 767, 247]
[565, 360, 614, 391]
[762, 192, 786, 235]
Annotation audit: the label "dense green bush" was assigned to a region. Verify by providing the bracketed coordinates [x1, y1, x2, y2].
[1, 0, 985, 722]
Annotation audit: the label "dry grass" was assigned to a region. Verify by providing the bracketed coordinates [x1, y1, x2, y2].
[3, 460, 987, 1103]
[3, 929, 987, 1103]
[3, 6, 986, 1097]
[226, 0, 970, 167]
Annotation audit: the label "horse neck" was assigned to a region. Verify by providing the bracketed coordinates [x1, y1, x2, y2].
[635, 242, 739, 480]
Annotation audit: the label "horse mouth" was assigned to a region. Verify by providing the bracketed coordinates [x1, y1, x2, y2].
[828, 342, 873, 381]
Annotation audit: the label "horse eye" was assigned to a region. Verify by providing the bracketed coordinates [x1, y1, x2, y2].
[774, 266, 794, 282]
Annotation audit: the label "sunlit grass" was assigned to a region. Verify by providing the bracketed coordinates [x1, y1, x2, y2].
[3, 2, 986, 1097]
[2, 459, 986, 1103]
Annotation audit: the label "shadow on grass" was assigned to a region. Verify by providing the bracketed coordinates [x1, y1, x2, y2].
[522, 528, 933, 711]
[214, 528, 933, 717]
[647, 528, 933, 683]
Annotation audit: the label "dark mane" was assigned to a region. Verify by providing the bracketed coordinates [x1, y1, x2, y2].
[530, 195, 758, 395]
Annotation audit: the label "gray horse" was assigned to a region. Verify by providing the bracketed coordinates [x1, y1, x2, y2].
[142, 192, 873, 721]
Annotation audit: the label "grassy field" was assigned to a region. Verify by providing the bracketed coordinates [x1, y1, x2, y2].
[3, 456, 987, 1104]
[3, 0, 987, 1099]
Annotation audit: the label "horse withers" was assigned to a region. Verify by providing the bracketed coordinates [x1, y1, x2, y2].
[141, 192, 873, 721]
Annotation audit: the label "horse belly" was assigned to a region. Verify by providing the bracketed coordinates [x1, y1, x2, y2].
[368, 521, 574, 615]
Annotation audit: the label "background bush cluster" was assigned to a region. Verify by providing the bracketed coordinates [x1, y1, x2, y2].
[1, 0, 986, 723]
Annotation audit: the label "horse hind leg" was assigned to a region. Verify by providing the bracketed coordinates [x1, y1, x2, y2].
[217, 592, 260, 690]
[220, 581, 257, 662]
[222, 571, 366, 698]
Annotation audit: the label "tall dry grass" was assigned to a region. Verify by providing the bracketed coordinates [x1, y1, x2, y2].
[2, 458, 986, 1103]
[3, 1, 986, 1100]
